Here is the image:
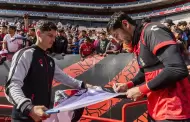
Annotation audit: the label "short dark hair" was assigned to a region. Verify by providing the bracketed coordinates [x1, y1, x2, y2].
[107, 11, 136, 33]
[29, 28, 35, 32]
[82, 30, 87, 33]
[9, 25, 16, 31]
[57, 29, 64, 33]
[142, 17, 151, 23]
[177, 21, 187, 26]
[35, 20, 57, 32]
[84, 37, 91, 42]
[1, 25, 7, 29]
[100, 31, 106, 36]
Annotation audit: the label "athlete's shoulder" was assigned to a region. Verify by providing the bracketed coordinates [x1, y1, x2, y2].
[143, 22, 168, 34]
[11, 47, 35, 66]
[14, 47, 34, 58]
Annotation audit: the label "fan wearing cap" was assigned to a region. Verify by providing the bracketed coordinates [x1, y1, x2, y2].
[108, 12, 190, 122]
[163, 19, 176, 32]
[2, 25, 23, 53]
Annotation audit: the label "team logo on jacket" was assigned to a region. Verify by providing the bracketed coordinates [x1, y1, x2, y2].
[39, 59, 43, 67]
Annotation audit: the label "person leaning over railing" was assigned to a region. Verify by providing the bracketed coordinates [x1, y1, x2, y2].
[108, 11, 190, 122]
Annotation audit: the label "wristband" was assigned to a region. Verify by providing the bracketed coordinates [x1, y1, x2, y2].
[139, 84, 150, 94]
[126, 81, 134, 89]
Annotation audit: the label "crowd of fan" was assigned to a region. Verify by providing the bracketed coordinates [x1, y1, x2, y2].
[163, 19, 190, 55]
[0, 18, 190, 61]
[0, 19, 126, 61]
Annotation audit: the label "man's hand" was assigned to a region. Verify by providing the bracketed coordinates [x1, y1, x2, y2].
[113, 83, 128, 93]
[126, 87, 144, 101]
[29, 106, 50, 122]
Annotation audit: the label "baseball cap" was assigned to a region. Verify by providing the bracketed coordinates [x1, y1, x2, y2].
[164, 19, 175, 26]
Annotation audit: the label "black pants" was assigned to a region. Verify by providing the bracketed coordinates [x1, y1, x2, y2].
[148, 115, 190, 122]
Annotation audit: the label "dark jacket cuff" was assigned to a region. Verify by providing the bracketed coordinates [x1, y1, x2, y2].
[80, 82, 86, 89]
[20, 101, 34, 116]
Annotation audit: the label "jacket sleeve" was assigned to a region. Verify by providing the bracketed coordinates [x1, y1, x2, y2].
[5, 49, 34, 115]
[125, 68, 145, 89]
[139, 45, 188, 94]
[138, 24, 188, 94]
[53, 65, 83, 89]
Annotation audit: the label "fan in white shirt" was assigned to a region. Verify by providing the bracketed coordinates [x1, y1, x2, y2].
[2, 25, 23, 53]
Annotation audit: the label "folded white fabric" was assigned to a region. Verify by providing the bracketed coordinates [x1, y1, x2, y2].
[45, 87, 125, 122]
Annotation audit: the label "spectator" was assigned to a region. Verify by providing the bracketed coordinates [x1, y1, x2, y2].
[78, 30, 87, 45]
[177, 21, 188, 46]
[88, 30, 95, 41]
[2, 25, 23, 53]
[92, 29, 96, 37]
[106, 37, 120, 54]
[96, 31, 109, 56]
[79, 37, 94, 61]
[25, 28, 37, 47]
[72, 37, 80, 54]
[67, 37, 73, 54]
[51, 29, 68, 55]
[0, 25, 7, 41]
[93, 32, 100, 49]
[163, 19, 175, 31]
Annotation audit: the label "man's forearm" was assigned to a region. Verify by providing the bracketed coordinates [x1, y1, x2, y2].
[2, 41, 6, 49]
[54, 65, 83, 89]
[126, 68, 145, 88]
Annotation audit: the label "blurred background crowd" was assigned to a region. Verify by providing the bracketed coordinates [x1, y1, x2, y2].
[0, 15, 190, 61]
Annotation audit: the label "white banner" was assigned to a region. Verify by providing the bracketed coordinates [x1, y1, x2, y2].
[45, 87, 125, 122]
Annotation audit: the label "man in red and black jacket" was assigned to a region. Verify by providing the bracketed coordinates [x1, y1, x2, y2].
[108, 12, 190, 122]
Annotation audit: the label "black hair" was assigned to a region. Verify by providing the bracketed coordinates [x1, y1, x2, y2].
[107, 11, 136, 33]
[177, 21, 187, 26]
[9, 26, 17, 31]
[84, 37, 91, 42]
[57, 29, 64, 33]
[35, 20, 57, 32]
[1, 25, 7, 29]
[29, 28, 35, 32]
[142, 17, 151, 24]
[100, 31, 106, 35]
[82, 30, 87, 33]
